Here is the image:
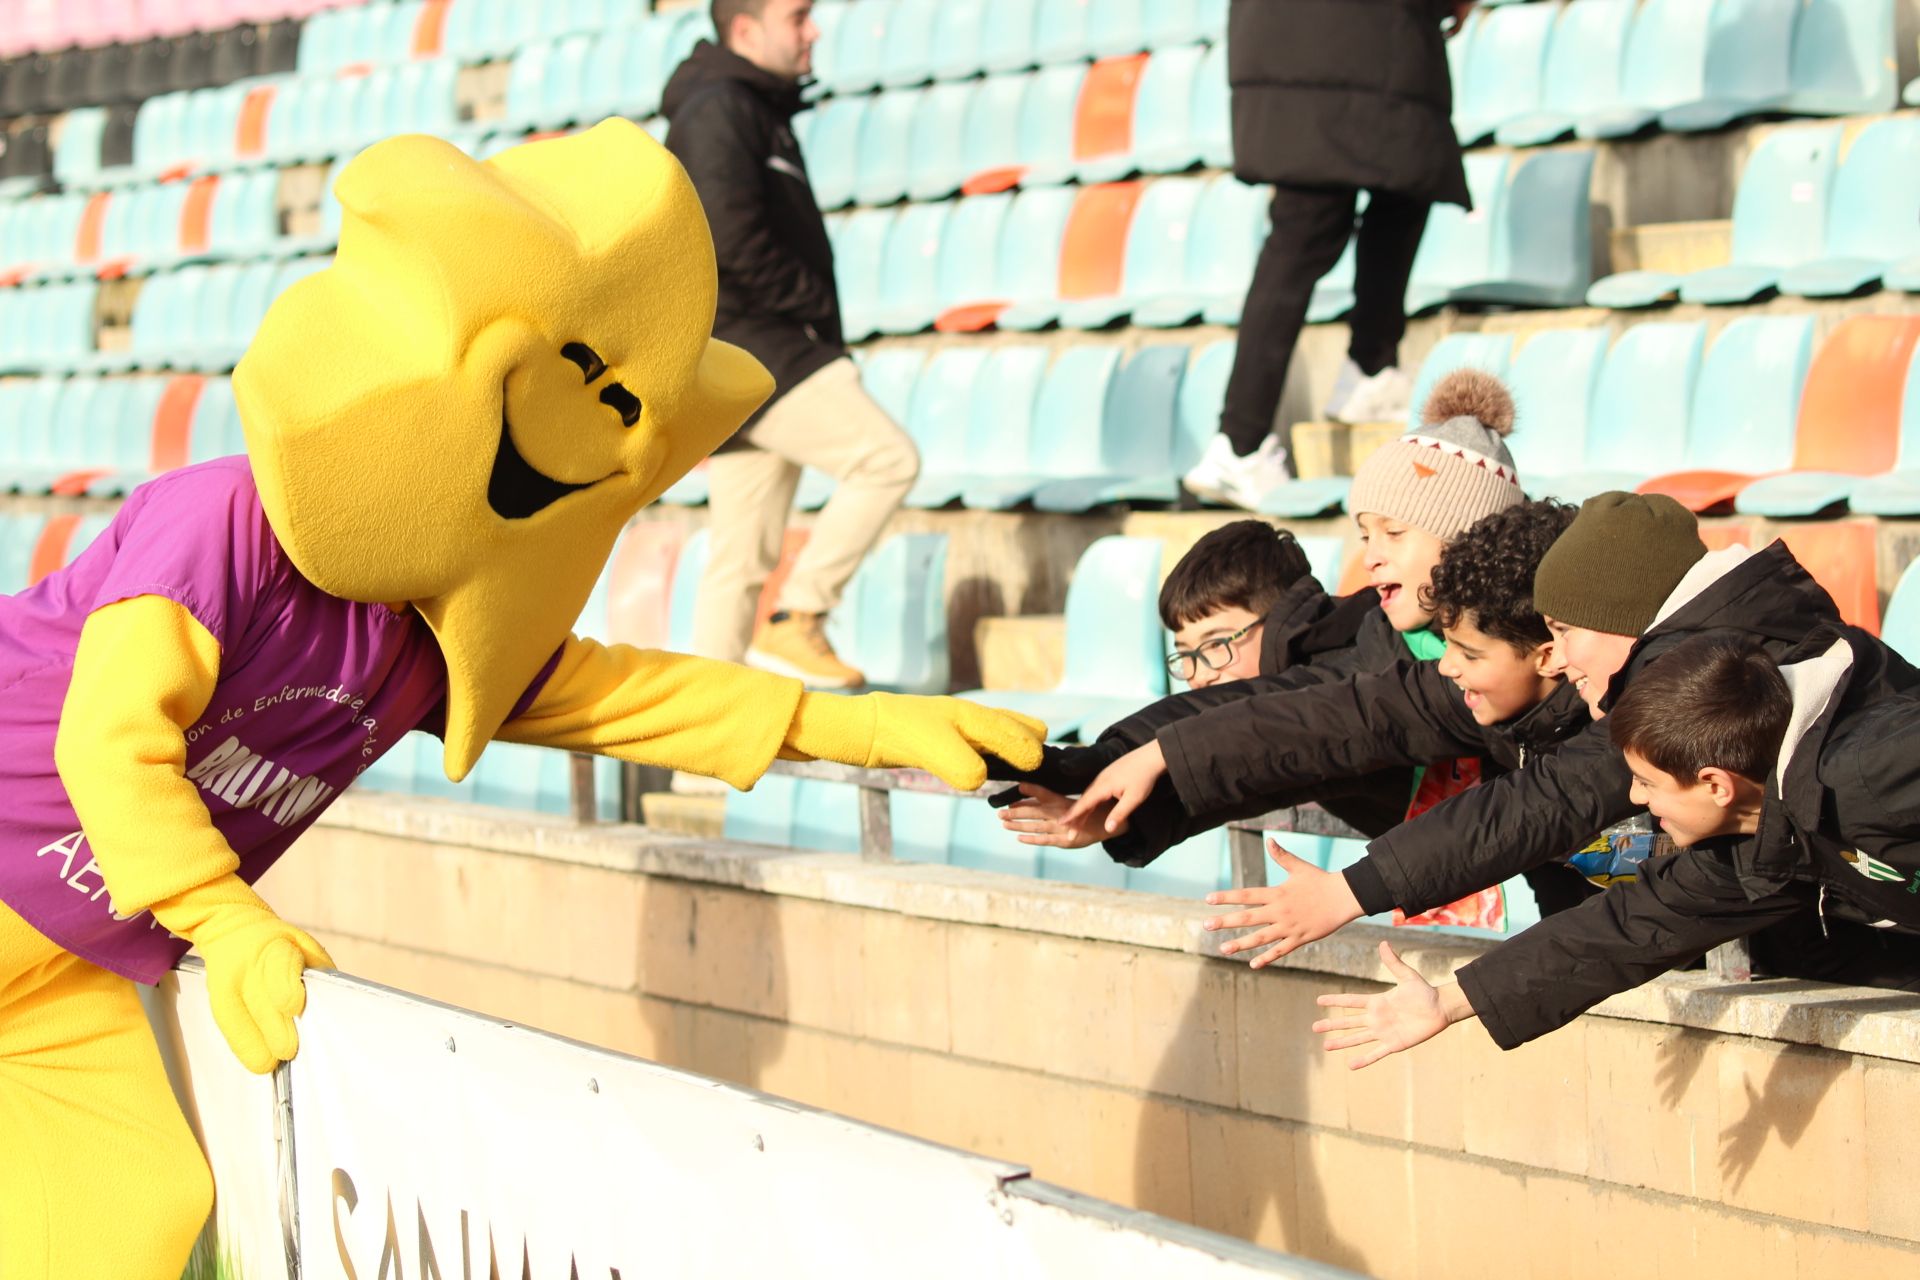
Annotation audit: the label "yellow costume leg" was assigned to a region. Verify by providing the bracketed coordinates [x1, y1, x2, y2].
[0, 903, 213, 1280]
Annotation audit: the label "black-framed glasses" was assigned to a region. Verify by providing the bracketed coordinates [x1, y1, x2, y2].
[1167, 622, 1258, 682]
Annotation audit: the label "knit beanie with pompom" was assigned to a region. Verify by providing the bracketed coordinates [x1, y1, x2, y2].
[1344, 368, 1525, 543]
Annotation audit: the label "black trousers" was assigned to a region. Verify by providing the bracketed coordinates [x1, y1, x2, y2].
[1220, 184, 1432, 456]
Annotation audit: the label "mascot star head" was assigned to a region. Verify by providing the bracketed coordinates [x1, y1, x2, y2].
[233, 120, 771, 780]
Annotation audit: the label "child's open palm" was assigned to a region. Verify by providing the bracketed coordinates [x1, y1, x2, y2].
[1312, 941, 1468, 1069]
[1202, 839, 1364, 967]
[997, 783, 1121, 848]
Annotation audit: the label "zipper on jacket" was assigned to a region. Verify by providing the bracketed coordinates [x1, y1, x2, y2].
[1818, 884, 1830, 937]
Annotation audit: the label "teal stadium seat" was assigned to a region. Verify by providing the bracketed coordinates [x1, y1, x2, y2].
[867, 199, 949, 335]
[1503, 327, 1610, 492]
[830, 206, 896, 341]
[1033, 0, 1096, 64]
[957, 72, 1028, 190]
[1132, 174, 1267, 327]
[905, 80, 976, 200]
[1008, 62, 1087, 189]
[922, 191, 1012, 328]
[1088, 0, 1152, 58]
[1637, 315, 1816, 511]
[900, 346, 997, 509]
[1660, 0, 1798, 131]
[1030, 343, 1191, 512]
[1783, 0, 1898, 116]
[1878, 558, 1920, 663]
[962, 344, 1123, 510]
[795, 95, 865, 210]
[823, 532, 951, 693]
[53, 106, 108, 186]
[1130, 43, 1209, 175]
[1531, 322, 1706, 505]
[1587, 122, 1841, 307]
[1577, 0, 1795, 140]
[929, 0, 989, 81]
[878, 0, 936, 88]
[665, 527, 710, 654]
[1496, 0, 1634, 147]
[1452, 1, 1555, 146]
[934, 184, 1077, 332]
[1190, 42, 1231, 168]
[821, 0, 890, 94]
[960, 534, 1169, 742]
[1407, 149, 1595, 312]
[851, 85, 921, 206]
[1776, 117, 1920, 298]
[980, 0, 1043, 74]
[1147, 0, 1228, 48]
[1405, 333, 1517, 432]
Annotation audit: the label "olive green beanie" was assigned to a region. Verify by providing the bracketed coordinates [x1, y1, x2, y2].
[1532, 491, 1708, 636]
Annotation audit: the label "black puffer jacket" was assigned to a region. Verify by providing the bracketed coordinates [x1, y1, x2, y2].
[1227, 0, 1471, 206]
[663, 41, 844, 444]
[1457, 626, 1920, 1050]
[1344, 541, 1844, 919]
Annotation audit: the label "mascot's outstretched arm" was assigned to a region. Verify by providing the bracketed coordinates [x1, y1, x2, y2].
[56, 594, 332, 1074]
[496, 634, 1046, 793]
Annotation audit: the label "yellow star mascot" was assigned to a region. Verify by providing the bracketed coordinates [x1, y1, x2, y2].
[0, 120, 1044, 1279]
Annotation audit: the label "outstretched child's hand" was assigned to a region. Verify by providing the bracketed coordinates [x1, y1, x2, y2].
[1312, 941, 1476, 1070]
[997, 783, 1124, 848]
[1062, 740, 1166, 833]
[1202, 839, 1364, 967]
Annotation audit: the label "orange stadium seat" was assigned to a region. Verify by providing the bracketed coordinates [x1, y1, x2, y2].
[1775, 520, 1882, 632]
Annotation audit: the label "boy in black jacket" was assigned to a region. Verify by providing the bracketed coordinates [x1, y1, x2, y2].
[1314, 631, 1920, 1067]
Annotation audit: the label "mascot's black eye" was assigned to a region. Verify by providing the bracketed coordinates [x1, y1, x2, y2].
[600, 383, 642, 428]
[561, 342, 607, 383]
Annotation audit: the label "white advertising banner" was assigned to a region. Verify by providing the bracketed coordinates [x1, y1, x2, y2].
[147, 963, 292, 1280]
[285, 969, 1333, 1280]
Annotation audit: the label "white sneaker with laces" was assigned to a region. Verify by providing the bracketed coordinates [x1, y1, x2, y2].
[1322, 357, 1363, 420]
[1181, 430, 1240, 503]
[1213, 435, 1295, 511]
[1326, 363, 1414, 425]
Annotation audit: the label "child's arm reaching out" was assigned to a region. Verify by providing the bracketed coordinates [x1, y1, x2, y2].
[1202, 838, 1363, 967]
[1312, 941, 1479, 1069]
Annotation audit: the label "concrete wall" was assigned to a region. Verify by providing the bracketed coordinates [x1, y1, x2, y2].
[260, 796, 1920, 1280]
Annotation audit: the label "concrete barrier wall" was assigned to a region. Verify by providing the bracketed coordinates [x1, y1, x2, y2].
[260, 795, 1920, 1280]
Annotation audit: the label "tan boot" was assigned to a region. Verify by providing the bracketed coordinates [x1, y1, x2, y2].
[746, 610, 865, 690]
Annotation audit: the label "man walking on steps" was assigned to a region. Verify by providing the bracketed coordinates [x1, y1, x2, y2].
[1184, 0, 1475, 511]
[664, 0, 919, 690]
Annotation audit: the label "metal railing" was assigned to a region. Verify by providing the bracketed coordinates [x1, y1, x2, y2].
[566, 753, 1751, 980]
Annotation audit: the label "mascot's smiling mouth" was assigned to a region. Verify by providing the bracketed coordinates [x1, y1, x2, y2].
[486, 412, 610, 519]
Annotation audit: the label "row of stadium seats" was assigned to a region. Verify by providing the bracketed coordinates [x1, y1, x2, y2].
[0, 0, 341, 58]
[1413, 314, 1920, 527]
[0, 371, 247, 497]
[0, 20, 302, 115]
[1450, 0, 1899, 148]
[1590, 117, 1920, 308]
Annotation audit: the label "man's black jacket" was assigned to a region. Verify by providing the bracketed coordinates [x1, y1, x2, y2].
[663, 40, 844, 443]
[1457, 625, 1920, 1049]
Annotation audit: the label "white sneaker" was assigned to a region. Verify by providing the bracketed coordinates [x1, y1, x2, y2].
[1181, 430, 1240, 503]
[1186, 433, 1293, 510]
[1326, 362, 1414, 425]
[1321, 357, 1363, 420]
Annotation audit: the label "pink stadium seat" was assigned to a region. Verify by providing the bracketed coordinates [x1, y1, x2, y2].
[607, 523, 689, 652]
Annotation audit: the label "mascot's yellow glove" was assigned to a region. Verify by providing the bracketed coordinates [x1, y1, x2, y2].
[779, 692, 1048, 792]
[148, 874, 334, 1075]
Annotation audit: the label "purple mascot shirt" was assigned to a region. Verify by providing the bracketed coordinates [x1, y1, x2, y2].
[0, 459, 550, 983]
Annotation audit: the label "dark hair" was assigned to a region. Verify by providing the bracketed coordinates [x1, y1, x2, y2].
[712, 0, 774, 46]
[1424, 499, 1577, 651]
[1158, 520, 1313, 629]
[1608, 635, 1791, 782]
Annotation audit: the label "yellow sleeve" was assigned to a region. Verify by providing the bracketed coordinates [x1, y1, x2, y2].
[495, 635, 806, 790]
[54, 595, 242, 916]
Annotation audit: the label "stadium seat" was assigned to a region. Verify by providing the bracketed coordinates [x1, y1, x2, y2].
[1033, 0, 1096, 64]
[1526, 321, 1706, 504]
[1880, 557, 1920, 663]
[797, 95, 866, 210]
[1147, 0, 1228, 47]
[998, 61, 1087, 191]
[1000, 180, 1143, 330]
[1087, 0, 1153, 57]
[821, 0, 890, 94]
[852, 86, 923, 207]
[603, 520, 688, 652]
[53, 106, 110, 188]
[831, 206, 896, 342]
[877, 0, 936, 87]
[1452, 1, 1555, 146]
[1030, 343, 1191, 512]
[865, 200, 950, 335]
[1132, 174, 1267, 327]
[1054, 175, 1205, 329]
[1190, 41, 1232, 168]
[664, 527, 710, 651]
[1130, 43, 1210, 175]
[1637, 315, 1816, 512]
[961, 343, 1129, 511]
[824, 532, 950, 693]
[1783, 0, 1899, 116]
[1045, 52, 1149, 186]
[1587, 122, 1842, 308]
[1502, 327, 1611, 493]
[905, 80, 976, 201]
[1736, 315, 1920, 516]
[1406, 333, 1518, 431]
[901, 346, 1001, 509]
[935, 183, 1078, 332]
[924, 192, 1013, 330]
[857, 345, 926, 425]
[979, 0, 1043, 73]
[961, 534, 1168, 741]
[929, 0, 989, 81]
[1494, 1, 1629, 146]
[1408, 149, 1596, 312]
[1848, 344, 1920, 517]
[1776, 117, 1920, 298]
[1576, 0, 1796, 139]
[956, 72, 1028, 194]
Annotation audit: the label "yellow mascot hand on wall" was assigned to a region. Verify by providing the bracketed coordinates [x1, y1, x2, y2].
[149, 874, 335, 1075]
